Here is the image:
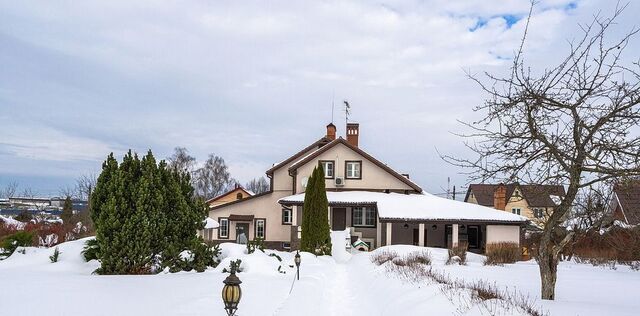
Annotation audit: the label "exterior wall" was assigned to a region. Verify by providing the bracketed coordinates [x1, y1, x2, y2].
[486, 225, 520, 245]
[426, 223, 446, 248]
[466, 191, 479, 204]
[505, 196, 554, 223]
[390, 222, 419, 245]
[272, 146, 320, 192]
[294, 143, 415, 193]
[504, 197, 531, 217]
[208, 189, 253, 207]
[208, 191, 292, 244]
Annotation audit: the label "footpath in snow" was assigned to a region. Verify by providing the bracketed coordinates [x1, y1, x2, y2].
[1, 235, 638, 315]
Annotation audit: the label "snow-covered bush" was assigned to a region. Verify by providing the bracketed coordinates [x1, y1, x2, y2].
[246, 237, 265, 254]
[222, 259, 243, 273]
[405, 250, 432, 266]
[0, 231, 36, 258]
[484, 242, 520, 265]
[446, 241, 467, 265]
[370, 250, 398, 265]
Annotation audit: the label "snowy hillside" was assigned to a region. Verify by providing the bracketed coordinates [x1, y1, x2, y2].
[0, 238, 638, 316]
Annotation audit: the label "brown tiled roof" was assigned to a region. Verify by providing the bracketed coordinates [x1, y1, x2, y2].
[613, 180, 640, 225]
[465, 183, 565, 208]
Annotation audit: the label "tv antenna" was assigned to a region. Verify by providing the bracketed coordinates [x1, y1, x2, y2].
[344, 100, 351, 126]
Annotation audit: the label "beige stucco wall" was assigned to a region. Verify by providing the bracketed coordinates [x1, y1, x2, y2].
[466, 191, 479, 204]
[271, 146, 320, 192]
[293, 143, 415, 193]
[486, 225, 520, 245]
[208, 191, 292, 243]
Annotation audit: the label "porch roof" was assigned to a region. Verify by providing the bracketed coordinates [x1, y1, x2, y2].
[278, 191, 527, 223]
[228, 214, 255, 222]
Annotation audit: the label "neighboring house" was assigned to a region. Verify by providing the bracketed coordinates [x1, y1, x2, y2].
[464, 183, 565, 223]
[199, 185, 254, 240]
[209, 122, 526, 252]
[610, 180, 640, 225]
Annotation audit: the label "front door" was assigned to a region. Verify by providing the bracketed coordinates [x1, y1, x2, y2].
[332, 208, 346, 230]
[467, 225, 480, 249]
[236, 223, 249, 244]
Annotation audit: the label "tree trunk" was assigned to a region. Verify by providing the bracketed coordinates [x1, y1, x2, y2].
[538, 246, 559, 300]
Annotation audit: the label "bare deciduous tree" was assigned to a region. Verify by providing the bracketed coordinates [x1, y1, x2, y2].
[59, 185, 77, 199]
[167, 147, 196, 175]
[444, 4, 640, 300]
[194, 154, 231, 200]
[245, 176, 270, 194]
[76, 174, 97, 201]
[0, 181, 19, 199]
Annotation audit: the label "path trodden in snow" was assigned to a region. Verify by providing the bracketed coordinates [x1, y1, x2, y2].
[2, 238, 639, 316]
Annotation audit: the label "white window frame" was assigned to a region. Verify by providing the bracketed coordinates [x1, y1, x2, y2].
[321, 161, 334, 178]
[353, 206, 376, 227]
[219, 218, 229, 238]
[533, 208, 544, 218]
[511, 208, 521, 215]
[346, 161, 361, 179]
[256, 219, 265, 239]
[282, 208, 292, 224]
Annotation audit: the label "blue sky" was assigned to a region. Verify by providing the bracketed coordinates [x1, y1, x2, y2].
[0, 0, 638, 197]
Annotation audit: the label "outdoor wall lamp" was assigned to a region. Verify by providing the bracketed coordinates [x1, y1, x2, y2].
[294, 250, 301, 280]
[222, 261, 242, 316]
[403, 223, 409, 229]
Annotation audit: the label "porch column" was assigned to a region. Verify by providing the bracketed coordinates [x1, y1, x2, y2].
[292, 206, 298, 226]
[376, 218, 382, 248]
[328, 206, 332, 228]
[452, 223, 459, 247]
[386, 223, 392, 246]
[418, 223, 425, 247]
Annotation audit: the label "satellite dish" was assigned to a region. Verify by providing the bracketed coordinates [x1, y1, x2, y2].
[302, 177, 309, 188]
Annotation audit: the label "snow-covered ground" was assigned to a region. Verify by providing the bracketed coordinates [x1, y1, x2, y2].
[0, 237, 638, 316]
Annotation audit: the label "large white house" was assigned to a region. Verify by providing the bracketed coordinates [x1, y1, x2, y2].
[208, 122, 526, 252]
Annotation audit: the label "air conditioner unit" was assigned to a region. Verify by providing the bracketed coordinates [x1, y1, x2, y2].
[334, 177, 345, 187]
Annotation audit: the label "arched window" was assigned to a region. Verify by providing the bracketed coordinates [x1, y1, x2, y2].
[236, 192, 243, 200]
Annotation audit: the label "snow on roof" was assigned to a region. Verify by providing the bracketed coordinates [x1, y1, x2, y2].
[204, 217, 219, 229]
[289, 146, 324, 168]
[279, 191, 526, 223]
[550, 195, 562, 205]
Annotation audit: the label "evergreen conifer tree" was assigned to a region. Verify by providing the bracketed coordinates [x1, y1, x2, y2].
[300, 165, 332, 255]
[61, 196, 73, 223]
[92, 150, 212, 274]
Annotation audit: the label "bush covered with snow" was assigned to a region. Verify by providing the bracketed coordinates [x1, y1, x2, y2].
[446, 241, 468, 265]
[0, 231, 35, 258]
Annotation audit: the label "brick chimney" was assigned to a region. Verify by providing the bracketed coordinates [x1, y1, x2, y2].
[326, 123, 336, 140]
[493, 183, 507, 210]
[346, 123, 359, 147]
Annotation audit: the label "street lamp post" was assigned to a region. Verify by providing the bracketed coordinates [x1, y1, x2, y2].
[294, 250, 301, 280]
[222, 261, 242, 316]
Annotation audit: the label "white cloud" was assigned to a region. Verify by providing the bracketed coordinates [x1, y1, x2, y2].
[0, 0, 638, 193]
